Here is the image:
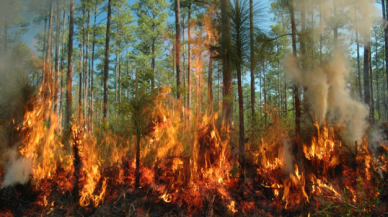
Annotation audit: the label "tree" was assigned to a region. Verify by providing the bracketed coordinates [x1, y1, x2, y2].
[175, 0, 182, 100]
[249, 0, 254, 118]
[220, 0, 233, 138]
[103, 0, 112, 121]
[66, 0, 75, 130]
[132, 0, 168, 90]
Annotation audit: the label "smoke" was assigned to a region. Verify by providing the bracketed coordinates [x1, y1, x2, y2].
[284, 0, 377, 143]
[2, 147, 32, 187]
[282, 137, 294, 174]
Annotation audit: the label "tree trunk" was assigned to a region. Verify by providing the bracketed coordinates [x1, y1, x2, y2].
[59, 10, 66, 129]
[249, 0, 255, 119]
[370, 49, 374, 123]
[356, 30, 362, 98]
[135, 69, 140, 189]
[221, 0, 233, 134]
[54, 0, 60, 116]
[46, 1, 54, 99]
[376, 50, 380, 120]
[84, 10, 90, 126]
[263, 61, 267, 126]
[175, 0, 182, 100]
[47, 2, 53, 64]
[208, 40, 213, 113]
[43, 15, 48, 77]
[79, 7, 84, 120]
[67, 0, 75, 198]
[235, 0, 245, 182]
[289, 0, 300, 143]
[333, 0, 338, 48]
[66, 0, 75, 129]
[104, 0, 112, 121]
[384, 0, 388, 104]
[152, 11, 156, 90]
[119, 57, 121, 103]
[187, 2, 191, 120]
[364, 40, 371, 113]
[90, 5, 97, 132]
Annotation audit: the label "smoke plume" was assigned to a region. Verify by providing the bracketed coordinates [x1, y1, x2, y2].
[2, 147, 32, 187]
[284, 0, 377, 143]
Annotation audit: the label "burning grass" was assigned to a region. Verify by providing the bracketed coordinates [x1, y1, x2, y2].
[1, 79, 388, 217]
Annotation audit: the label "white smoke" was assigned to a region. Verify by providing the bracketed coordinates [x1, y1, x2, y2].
[2, 147, 32, 187]
[282, 137, 294, 174]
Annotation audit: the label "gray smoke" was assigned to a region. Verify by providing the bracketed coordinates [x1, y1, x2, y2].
[284, 0, 377, 143]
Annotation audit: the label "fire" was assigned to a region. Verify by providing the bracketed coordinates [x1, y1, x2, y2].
[228, 201, 237, 214]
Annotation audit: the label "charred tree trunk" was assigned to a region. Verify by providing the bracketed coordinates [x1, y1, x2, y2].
[103, 0, 112, 121]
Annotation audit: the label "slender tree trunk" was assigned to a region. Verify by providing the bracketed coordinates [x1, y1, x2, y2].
[289, 0, 300, 142]
[47, 2, 53, 65]
[135, 68, 140, 189]
[208, 40, 213, 113]
[54, 0, 60, 116]
[263, 61, 267, 126]
[384, 0, 388, 103]
[249, 0, 255, 119]
[90, 5, 97, 132]
[182, 16, 186, 117]
[364, 39, 371, 115]
[235, 0, 245, 181]
[66, 0, 74, 129]
[46, 1, 54, 98]
[175, 0, 182, 100]
[84, 10, 90, 126]
[187, 2, 191, 120]
[152, 12, 156, 90]
[370, 49, 374, 123]
[104, 0, 112, 121]
[376, 49, 380, 120]
[60, 10, 66, 129]
[79, 43, 83, 118]
[119, 57, 122, 103]
[79, 7, 84, 120]
[356, 30, 362, 98]
[43, 15, 48, 76]
[333, 0, 338, 48]
[221, 0, 233, 133]
[68, 1, 77, 200]
[218, 62, 221, 109]
[115, 47, 118, 106]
